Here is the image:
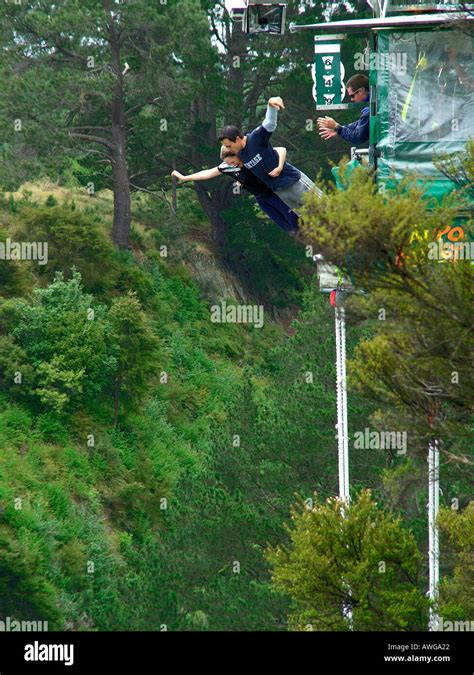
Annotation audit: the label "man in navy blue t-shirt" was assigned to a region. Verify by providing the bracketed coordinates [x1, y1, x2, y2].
[171, 148, 299, 234]
[218, 96, 322, 213]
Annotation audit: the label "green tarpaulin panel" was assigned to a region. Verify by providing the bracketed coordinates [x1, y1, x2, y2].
[375, 29, 474, 202]
[386, 1, 474, 12]
[331, 158, 360, 190]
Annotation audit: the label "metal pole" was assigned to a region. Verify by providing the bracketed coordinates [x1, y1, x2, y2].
[335, 305, 350, 503]
[289, 13, 474, 33]
[428, 438, 440, 630]
[335, 302, 352, 627]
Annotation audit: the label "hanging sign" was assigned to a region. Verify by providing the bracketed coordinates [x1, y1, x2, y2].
[312, 34, 348, 110]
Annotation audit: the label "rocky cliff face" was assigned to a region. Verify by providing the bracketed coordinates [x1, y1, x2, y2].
[184, 240, 301, 335]
[185, 241, 248, 305]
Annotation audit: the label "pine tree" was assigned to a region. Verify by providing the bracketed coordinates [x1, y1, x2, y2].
[266, 490, 428, 631]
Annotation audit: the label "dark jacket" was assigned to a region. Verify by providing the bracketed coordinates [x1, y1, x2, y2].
[337, 94, 370, 145]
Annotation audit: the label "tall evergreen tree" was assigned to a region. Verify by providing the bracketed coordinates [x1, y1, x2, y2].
[0, 0, 207, 247]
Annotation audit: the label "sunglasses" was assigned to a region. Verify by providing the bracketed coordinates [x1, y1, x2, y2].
[348, 88, 362, 100]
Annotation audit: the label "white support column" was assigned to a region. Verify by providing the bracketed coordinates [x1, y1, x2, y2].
[372, 0, 389, 18]
[335, 304, 353, 628]
[335, 306, 350, 504]
[428, 438, 440, 630]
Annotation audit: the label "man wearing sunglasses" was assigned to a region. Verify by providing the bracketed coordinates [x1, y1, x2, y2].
[317, 74, 370, 146]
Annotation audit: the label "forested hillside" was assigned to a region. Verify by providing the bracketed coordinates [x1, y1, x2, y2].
[0, 0, 472, 636]
[0, 181, 377, 629]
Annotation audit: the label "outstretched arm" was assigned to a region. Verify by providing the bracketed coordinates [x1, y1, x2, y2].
[268, 146, 287, 178]
[262, 96, 285, 133]
[172, 167, 221, 182]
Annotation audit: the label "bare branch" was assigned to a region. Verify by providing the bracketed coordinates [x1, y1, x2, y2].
[443, 449, 474, 466]
[83, 148, 116, 164]
[125, 98, 161, 117]
[70, 132, 115, 151]
[71, 126, 112, 133]
[209, 9, 228, 52]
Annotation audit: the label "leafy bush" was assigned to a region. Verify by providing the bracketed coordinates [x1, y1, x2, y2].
[10, 271, 116, 415]
[15, 204, 116, 293]
[35, 412, 70, 444]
